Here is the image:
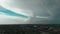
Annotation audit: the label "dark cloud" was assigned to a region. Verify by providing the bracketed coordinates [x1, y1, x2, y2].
[1, 0, 60, 24]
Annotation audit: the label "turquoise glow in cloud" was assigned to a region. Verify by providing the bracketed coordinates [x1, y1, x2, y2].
[0, 6, 28, 18]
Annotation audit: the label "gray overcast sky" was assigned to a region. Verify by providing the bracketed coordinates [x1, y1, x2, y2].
[0, 0, 60, 24]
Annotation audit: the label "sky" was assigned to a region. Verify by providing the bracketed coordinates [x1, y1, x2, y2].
[0, 0, 60, 24]
[0, 6, 30, 24]
[0, 6, 28, 18]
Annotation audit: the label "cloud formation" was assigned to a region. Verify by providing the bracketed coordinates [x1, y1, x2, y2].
[0, 0, 60, 24]
[0, 13, 30, 24]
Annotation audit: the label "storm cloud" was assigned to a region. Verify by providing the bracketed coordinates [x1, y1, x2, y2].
[0, 0, 60, 24]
